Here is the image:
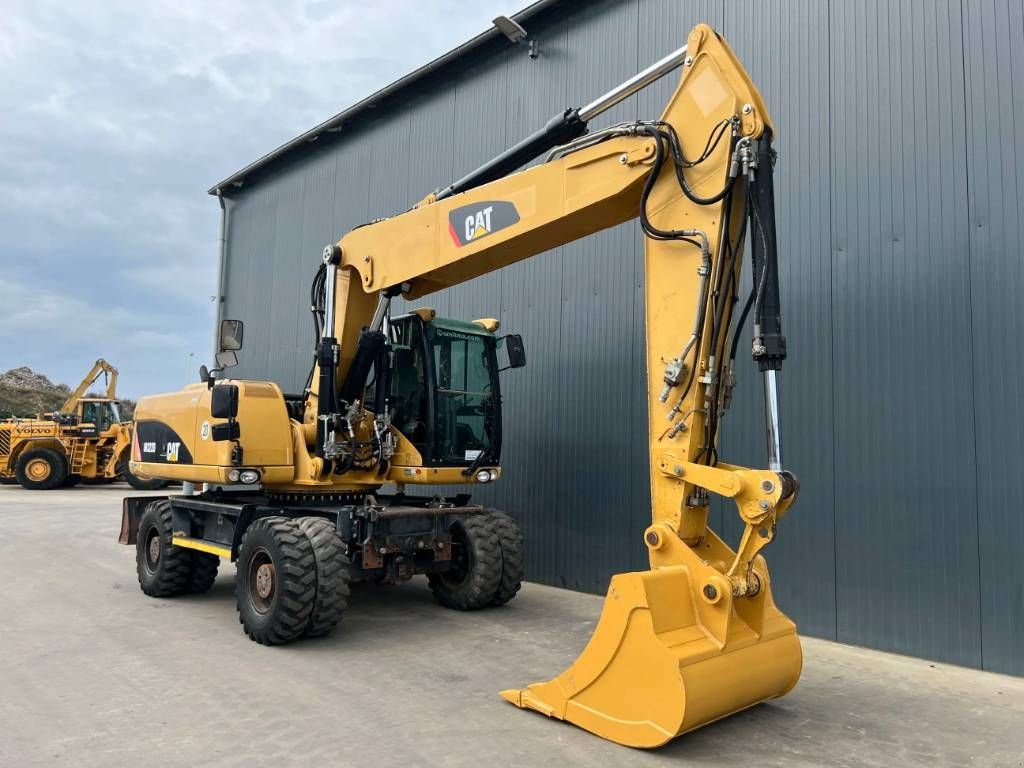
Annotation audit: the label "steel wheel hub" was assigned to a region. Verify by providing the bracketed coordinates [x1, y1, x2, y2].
[26, 459, 50, 481]
[255, 563, 275, 599]
[148, 535, 160, 564]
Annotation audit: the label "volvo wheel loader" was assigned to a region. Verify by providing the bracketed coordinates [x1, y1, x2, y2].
[0, 359, 166, 490]
[118, 24, 800, 748]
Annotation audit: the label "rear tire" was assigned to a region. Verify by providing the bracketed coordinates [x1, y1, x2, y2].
[119, 456, 170, 491]
[136, 500, 192, 596]
[15, 448, 68, 490]
[429, 514, 502, 610]
[489, 511, 524, 606]
[235, 516, 317, 645]
[188, 552, 220, 594]
[62, 474, 82, 488]
[296, 516, 351, 637]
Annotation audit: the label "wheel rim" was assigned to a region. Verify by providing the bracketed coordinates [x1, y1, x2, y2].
[25, 458, 51, 482]
[441, 523, 472, 588]
[247, 547, 276, 614]
[143, 526, 161, 573]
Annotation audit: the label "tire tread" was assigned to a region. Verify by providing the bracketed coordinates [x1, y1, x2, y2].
[136, 500, 192, 597]
[297, 516, 351, 637]
[429, 514, 502, 610]
[236, 516, 316, 645]
[489, 510, 524, 606]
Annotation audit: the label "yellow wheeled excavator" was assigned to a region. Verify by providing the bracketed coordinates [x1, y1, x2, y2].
[118, 24, 800, 747]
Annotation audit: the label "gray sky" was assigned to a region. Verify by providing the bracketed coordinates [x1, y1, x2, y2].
[0, 0, 516, 398]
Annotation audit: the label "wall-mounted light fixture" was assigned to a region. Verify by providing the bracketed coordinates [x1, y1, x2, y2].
[493, 15, 539, 59]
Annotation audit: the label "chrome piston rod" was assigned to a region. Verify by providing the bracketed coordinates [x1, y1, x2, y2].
[763, 370, 783, 472]
[578, 44, 689, 122]
[322, 262, 337, 339]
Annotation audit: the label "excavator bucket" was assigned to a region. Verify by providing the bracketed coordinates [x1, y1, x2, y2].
[501, 565, 802, 748]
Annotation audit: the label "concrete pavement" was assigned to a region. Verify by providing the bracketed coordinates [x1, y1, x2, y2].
[1, 484, 1022, 767]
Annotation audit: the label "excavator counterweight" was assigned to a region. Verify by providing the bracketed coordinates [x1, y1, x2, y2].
[121, 23, 800, 748]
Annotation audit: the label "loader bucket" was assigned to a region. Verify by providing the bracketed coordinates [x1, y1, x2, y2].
[501, 566, 802, 748]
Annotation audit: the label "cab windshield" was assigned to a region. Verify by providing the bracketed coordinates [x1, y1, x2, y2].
[81, 401, 120, 431]
[426, 325, 500, 464]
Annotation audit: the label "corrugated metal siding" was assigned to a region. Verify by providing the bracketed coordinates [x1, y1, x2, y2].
[963, 0, 1024, 675]
[829, 0, 980, 667]
[220, 0, 1023, 674]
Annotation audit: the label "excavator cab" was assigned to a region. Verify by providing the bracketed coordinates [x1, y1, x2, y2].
[384, 310, 518, 468]
[79, 399, 122, 433]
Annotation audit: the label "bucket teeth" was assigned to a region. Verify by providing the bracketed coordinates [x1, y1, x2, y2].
[499, 687, 557, 717]
[501, 569, 802, 748]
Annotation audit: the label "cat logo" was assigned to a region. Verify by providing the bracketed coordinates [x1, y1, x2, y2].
[448, 200, 520, 247]
[166, 442, 181, 462]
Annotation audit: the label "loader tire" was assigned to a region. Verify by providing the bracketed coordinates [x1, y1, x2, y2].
[15, 448, 68, 491]
[429, 514, 502, 610]
[136, 500, 192, 597]
[119, 457, 170, 491]
[488, 511, 524, 607]
[296, 516, 351, 637]
[235, 516, 316, 645]
[188, 552, 220, 594]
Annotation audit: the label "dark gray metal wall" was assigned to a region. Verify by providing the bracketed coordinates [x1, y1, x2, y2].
[218, 0, 1024, 675]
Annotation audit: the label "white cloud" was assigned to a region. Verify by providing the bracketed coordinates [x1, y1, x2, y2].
[0, 0, 519, 395]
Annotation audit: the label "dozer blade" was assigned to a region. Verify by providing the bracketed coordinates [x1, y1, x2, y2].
[501, 567, 802, 748]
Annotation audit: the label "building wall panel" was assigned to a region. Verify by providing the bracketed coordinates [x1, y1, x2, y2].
[217, 0, 1023, 674]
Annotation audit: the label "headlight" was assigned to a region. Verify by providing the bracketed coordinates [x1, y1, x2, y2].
[488, 469, 499, 482]
[475, 469, 492, 483]
[227, 469, 240, 483]
[239, 469, 260, 485]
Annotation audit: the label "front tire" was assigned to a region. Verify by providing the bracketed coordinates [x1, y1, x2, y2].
[489, 511, 524, 606]
[118, 456, 170, 491]
[15, 447, 68, 490]
[295, 516, 351, 637]
[136, 500, 192, 596]
[235, 517, 317, 645]
[429, 514, 502, 610]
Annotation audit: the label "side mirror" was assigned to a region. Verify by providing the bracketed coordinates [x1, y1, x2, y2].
[198, 364, 210, 384]
[219, 319, 244, 351]
[215, 350, 238, 369]
[501, 333, 526, 370]
[211, 384, 239, 419]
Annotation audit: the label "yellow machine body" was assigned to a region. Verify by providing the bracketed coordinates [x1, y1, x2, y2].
[130, 23, 800, 747]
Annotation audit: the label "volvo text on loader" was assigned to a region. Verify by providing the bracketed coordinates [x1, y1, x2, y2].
[0, 359, 167, 490]
[118, 24, 800, 748]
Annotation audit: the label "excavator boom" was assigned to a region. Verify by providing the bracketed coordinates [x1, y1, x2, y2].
[60, 359, 118, 414]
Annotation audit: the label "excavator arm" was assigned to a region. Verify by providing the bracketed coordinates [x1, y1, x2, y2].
[306, 24, 801, 746]
[60, 359, 118, 414]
